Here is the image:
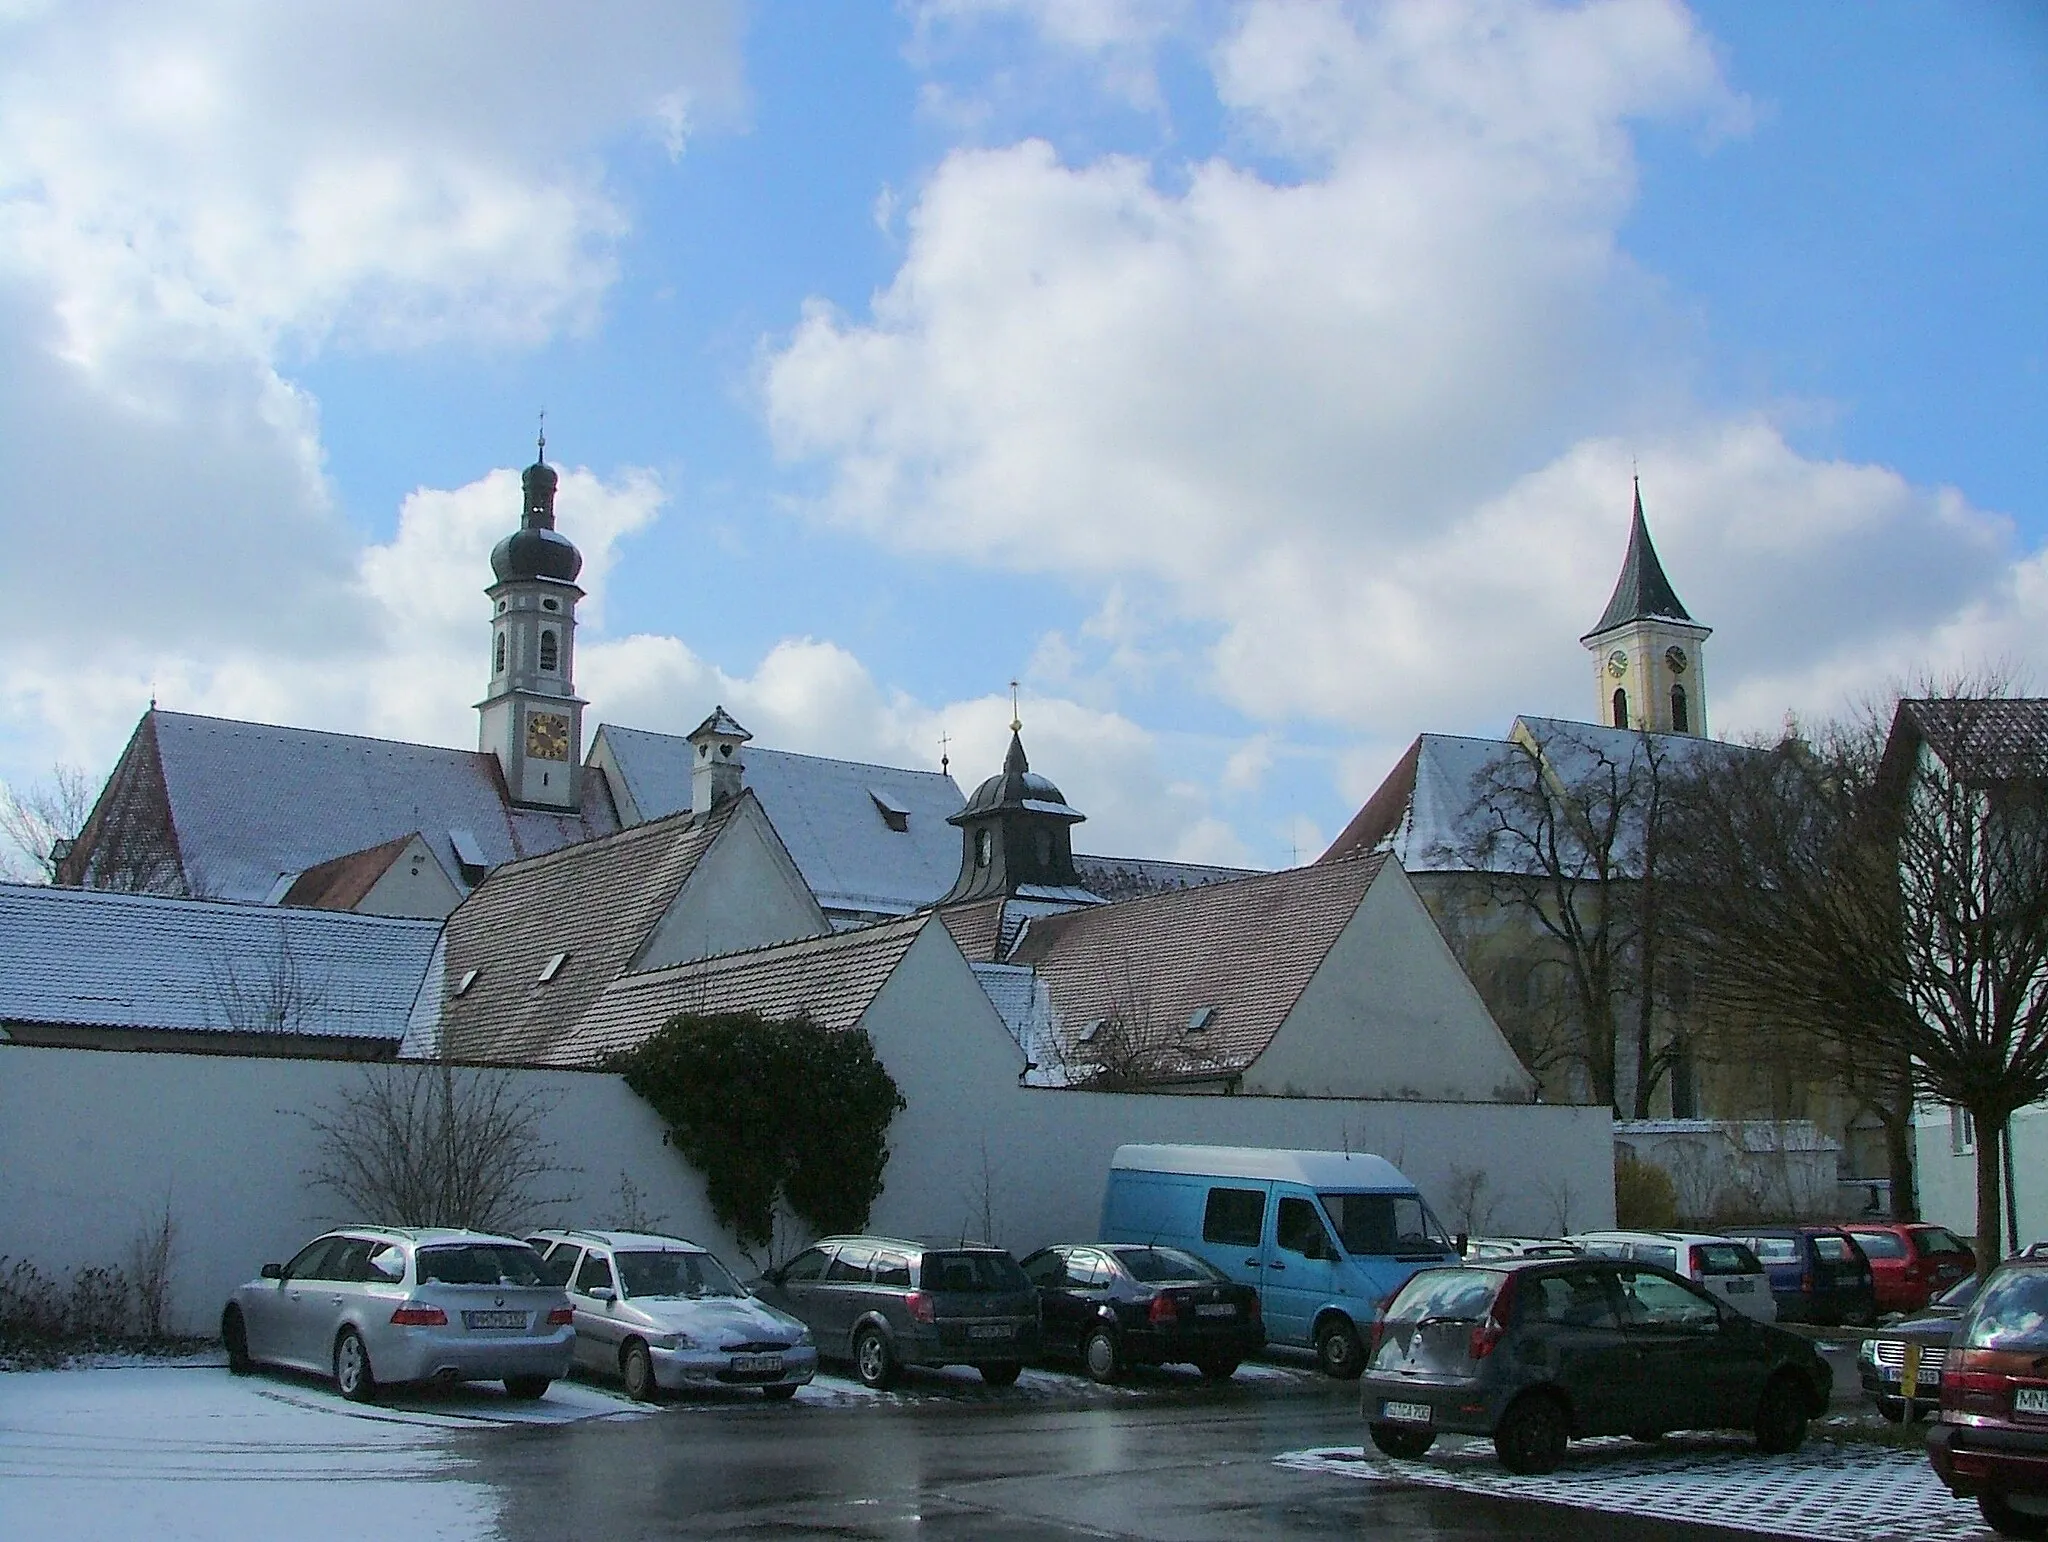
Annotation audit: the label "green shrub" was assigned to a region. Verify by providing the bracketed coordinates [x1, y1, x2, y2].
[1614, 1157, 1679, 1230]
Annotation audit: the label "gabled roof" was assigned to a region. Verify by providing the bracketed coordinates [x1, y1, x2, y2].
[0, 883, 439, 1040]
[593, 724, 965, 916]
[278, 833, 417, 911]
[70, 709, 612, 904]
[1583, 483, 1700, 641]
[1009, 855, 1389, 1081]
[1072, 854, 1260, 903]
[1888, 698, 2048, 785]
[438, 795, 750, 1064]
[541, 913, 934, 1067]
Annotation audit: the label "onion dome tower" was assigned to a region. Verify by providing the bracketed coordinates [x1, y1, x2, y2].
[939, 704, 1089, 905]
[477, 427, 588, 807]
[1580, 480, 1710, 736]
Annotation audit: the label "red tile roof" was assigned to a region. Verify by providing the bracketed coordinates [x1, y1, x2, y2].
[279, 834, 415, 911]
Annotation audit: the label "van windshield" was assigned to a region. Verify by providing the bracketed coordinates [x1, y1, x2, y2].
[1318, 1192, 1452, 1256]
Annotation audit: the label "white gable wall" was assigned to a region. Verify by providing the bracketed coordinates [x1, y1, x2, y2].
[1240, 862, 1537, 1101]
[634, 800, 831, 971]
[355, 834, 465, 919]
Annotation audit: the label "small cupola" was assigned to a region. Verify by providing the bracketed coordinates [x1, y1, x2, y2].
[490, 431, 583, 585]
[939, 710, 1088, 905]
[688, 705, 751, 817]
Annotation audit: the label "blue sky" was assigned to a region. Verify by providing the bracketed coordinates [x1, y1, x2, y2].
[3, 1, 2044, 874]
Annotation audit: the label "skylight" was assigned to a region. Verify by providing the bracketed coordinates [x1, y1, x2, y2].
[1186, 1006, 1215, 1034]
[538, 952, 568, 984]
[453, 968, 480, 997]
[1078, 1018, 1106, 1044]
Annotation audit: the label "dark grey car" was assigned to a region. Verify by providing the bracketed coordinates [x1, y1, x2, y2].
[751, 1236, 1041, 1388]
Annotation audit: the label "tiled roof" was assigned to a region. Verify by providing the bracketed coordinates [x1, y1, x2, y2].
[540, 914, 933, 1067]
[279, 834, 414, 910]
[0, 883, 439, 1040]
[595, 725, 965, 916]
[1073, 854, 1260, 902]
[437, 797, 747, 1064]
[936, 897, 1007, 962]
[142, 710, 609, 902]
[1894, 698, 2048, 783]
[1009, 855, 1388, 1081]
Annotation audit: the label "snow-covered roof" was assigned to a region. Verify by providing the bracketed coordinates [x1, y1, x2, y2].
[1109, 1143, 1415, 1191]
[971, 963, 1070, 1084]
[594, 724, 965, 917]
[0, 883, 440, 1041]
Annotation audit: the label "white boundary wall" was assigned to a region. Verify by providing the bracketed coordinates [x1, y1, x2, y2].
[1914, 1102, 2048, 1252]
[0, 1044, 1611, 1336]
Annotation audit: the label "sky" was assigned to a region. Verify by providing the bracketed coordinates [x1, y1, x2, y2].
[2, 0, 2044, 873]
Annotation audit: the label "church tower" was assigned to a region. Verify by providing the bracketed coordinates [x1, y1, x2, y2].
[938, 714, 1090, 905]
[1580, 481, 1710, 736]
[477, 434, 587, 807]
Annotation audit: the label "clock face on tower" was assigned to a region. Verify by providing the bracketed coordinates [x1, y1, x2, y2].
[525, 711, 571, 762]
[1607, 649, 1629, 678]
[1665, 645, 1689, 674]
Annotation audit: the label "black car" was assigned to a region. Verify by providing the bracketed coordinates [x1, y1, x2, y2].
[1927, 1257, 2048, 1538]
[1726, 1224, 1878, 1325]
[1856, 1272, 1982, 1423]
[1020, 1244, 1264, 1383]
[1360, 1256, 1832, 1475]
[750, 1236, 1041, 1389]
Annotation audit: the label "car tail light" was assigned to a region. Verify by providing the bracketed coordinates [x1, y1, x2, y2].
[1800, 1270, 1815, 1295]
[1468, 1273, 1517, 1361]
[1148, 1294, 1180, 1326]
[905, 1292, 936, 1325]
[1688, 1245, 1705, 1277]
[1942, 1349, 2010, 1412]
[390, 1303, 447, 1326]
[546, 1306, 574, 1326]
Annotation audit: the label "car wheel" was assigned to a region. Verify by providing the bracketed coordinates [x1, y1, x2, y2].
[222, 1307, 252, 1375]
[503, 1375, 551, 1400]
[980, 1361, 1022, 1387]
[762, 1384, 800, 1402]
[1494, 1393, 1569, 1475]
[333, 1328, 377, 1404]
[1315, 1317, 1365, 1380]
[621, 1341, 658, 1402]
[1876, 1398, 1905, 1424]
[854, 1326, 899, 1390]
[1369, 1423, 1436, 1460]
[1754, 1372, 1809, 1455]
[1980, 1493, 2048, 1540]
[1196, 1357, 1240, 1382]
[1083, 1328, 1121, 1385]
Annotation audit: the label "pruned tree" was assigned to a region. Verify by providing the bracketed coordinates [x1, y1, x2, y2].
[1666, 683, 2048, 1262]
[209, 923, 333, 1035]
[306, 1062, 569, 1233]
[0, 765, 95, 882]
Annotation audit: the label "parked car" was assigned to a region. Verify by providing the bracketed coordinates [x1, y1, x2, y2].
[221, 1228, 574, 1403]
[1856, 1272, 1983, 1424]
[1360, 1255, 1831, 1475]
[1569, 1230, 1777, 1323]
[1019, 1243, 1264, 1383]
[1927, 1256, 2048, 1538]
[526, 1230, 816, 1401]
[750, 1236, 1041, 1389]
[1464, 1237, 1581, 1261]
[1099, 1144, 1458, 1379]
[1841, 1221, 1976, 1314]
[1725, 1224, 1877, 1325]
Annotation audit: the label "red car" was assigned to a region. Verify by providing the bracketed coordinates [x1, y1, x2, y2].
[1928, 1257, 2048, 1538]
[1844, 1222, 1976, 1314]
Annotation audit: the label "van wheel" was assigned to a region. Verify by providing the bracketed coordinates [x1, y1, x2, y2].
[1083, 1328, 1121, 1384]
[1315, 1318, 1364, 1380]
[1754, 1372, 1809, 1455]
[1369, 1423, 1435, 1459]
[1494, 1392, 1568, 1475]
[854, 1326, 899, 1390]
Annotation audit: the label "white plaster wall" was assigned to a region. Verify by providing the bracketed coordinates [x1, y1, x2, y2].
[634, 801, 828, 969]
[1241, 864, 1536, 1102]
[1914, 1102, 2048, 1251]
[359, 836, 464, 920]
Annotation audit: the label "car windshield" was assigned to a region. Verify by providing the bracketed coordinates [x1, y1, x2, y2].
[1848, 1231, 1907, 1260]
[922, 1252, 1031, 1293]
[616, 1249, 744, 1299]
[416, 1243, 546, 1287]
[1386, 1269, 1503, 1324]
[1935, 1274, 1983, 1311]
[1967, 1270, 2048, 1351]
[1919, 1227, 1970, 1256]
[1116, 1247, 1226, 1284]
[1318, 1192, 1452, 1256]
[1813, 1235, 1859, 1263]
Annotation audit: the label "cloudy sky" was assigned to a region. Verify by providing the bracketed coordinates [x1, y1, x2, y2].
[3, 0, 2043, 871]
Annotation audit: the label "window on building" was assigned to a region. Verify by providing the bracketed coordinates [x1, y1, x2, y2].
[1612, 687, 1629, 728]
[539, 629, 558, 673]
[494, 632, 506, 675]
[1671, 684, 1689, 733]
[1951, 1105, 1976, 1155]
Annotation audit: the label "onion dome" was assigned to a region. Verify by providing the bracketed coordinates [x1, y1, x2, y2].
[490, 441, 583, 584]
[951, 729, 1083, 825]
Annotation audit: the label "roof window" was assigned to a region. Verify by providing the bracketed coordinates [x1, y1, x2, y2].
[538, 952, 568, 984]
[1078, 1018, 1106, 1045]
[869, 788, 910, 833]
[449, 828, 489, 883]
[453, 968, 481, 998]
[1185, 1006, 1215, 1034]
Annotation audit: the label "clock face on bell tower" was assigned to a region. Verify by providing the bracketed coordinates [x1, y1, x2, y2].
[525, 711, 571, 762]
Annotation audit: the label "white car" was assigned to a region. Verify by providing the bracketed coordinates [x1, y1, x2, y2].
[1568, 1229, 1778, 1322]
[1463, 1236, 1582, 1261]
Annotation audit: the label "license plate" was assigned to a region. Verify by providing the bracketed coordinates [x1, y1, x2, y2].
[1886, 1368, 1941, 1386]
[731, 1353, 783, 1375]
[1726, 1279, 1753, 1293]
[2017, 1387, 2048, 1416]
[463, 1310, 525, 1330]
[1381, 1400, 1432, 1425]
[1196, 1303, 1236, 1318]
[968, 1323, 1014, 1339]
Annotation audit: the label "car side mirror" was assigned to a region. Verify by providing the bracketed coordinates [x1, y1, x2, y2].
[260, 1262, 283, 1280]
[589, 1286, 616, 1304]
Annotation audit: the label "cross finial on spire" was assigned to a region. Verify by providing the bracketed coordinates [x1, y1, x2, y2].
[939, 730, 951, 776]
[537, 409, 546, 464]
[1009, 680, 1021, 734]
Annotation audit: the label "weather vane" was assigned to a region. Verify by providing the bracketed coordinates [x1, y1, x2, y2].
[1009, 680, 1021, 734]
[537, 408, 546, 462]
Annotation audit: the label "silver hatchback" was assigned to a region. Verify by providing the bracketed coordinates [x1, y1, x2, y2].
[221, 1228, 575, 1402]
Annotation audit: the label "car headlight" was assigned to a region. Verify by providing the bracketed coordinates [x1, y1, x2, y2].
[1856, 1339, 1876, 1365]
[649, 1331, 697, 1352]
[798, 1325, 814, 1346]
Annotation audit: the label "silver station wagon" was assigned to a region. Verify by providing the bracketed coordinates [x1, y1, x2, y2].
[528, 1229, 818, 1401]
[221, 1227, 575, 1402]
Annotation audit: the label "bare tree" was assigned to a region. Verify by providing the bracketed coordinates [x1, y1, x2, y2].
[210, 923, 333, 1035]
[1442, 1165, 1497, 1238]
[306, 1062, 571, 1234]
[0, 766, 95, 882]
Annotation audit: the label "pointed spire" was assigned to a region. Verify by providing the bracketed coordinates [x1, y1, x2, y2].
[1582, 478, 1693, 640]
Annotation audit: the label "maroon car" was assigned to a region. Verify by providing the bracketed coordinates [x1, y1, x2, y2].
[1927, 1256, 2048, 1538]
[1844, 1222, 1976, 1315]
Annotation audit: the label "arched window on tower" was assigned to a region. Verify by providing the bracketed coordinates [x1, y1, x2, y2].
[494, 631, 506, 675]
[1670, 684, 1689, 734]
[539, 629, 558, 673]
[1611, 687, 1629, 729]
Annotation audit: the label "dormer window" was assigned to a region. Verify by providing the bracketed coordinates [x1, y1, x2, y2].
[539, 629, 559, 673]
[869, 788, 910, 833]
[538, 951, 568, 984]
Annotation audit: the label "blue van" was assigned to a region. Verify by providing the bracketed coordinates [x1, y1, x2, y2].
[1099, 1144, 1458, 1378]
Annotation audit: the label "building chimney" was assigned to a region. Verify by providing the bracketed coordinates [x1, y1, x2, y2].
[686, 705, 751, 817]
